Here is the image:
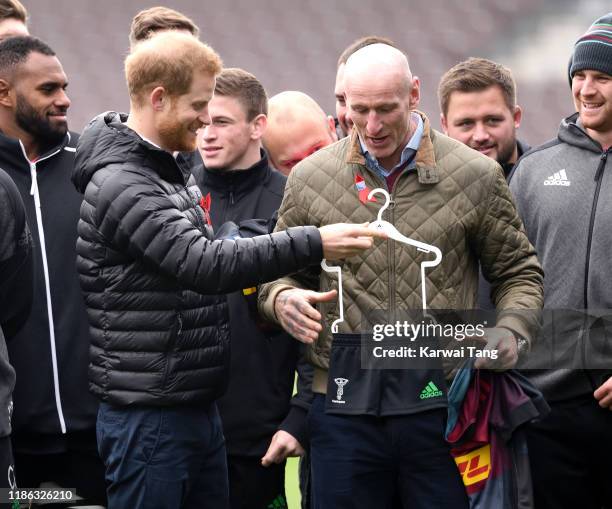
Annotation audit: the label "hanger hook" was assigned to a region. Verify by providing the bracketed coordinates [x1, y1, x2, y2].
[367, 188, 391, 222]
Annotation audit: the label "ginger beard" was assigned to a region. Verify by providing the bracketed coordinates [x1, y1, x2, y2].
[157, 98, 201, 152]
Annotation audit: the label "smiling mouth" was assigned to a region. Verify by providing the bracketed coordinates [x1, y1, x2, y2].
[582, 102, 603, 110]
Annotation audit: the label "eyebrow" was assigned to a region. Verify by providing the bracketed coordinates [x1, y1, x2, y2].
[37, 80, 68, 88]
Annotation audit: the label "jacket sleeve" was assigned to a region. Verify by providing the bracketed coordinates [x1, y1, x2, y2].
[278, 346, 314, 447]
[259, 169, 322, 324]
[0, 172, 33, 340]
[475, 166, 544, 343]
[95, 170, 323, 295]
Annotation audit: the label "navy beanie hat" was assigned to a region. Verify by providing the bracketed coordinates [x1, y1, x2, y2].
[569, 12, 612, 83]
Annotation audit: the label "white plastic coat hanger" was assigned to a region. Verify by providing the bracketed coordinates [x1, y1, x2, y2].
[367, 188, 442, 312]
[320, 187, 443, 333]
[320, 259, 344, 333]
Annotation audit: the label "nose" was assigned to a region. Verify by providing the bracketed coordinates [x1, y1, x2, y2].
[579, 75, 597, 96]
[471, 122, 490, 143]
[365, 111, 382, 136]
[199, 105, 211, 128]
[202, 123, 216, 141]
[56, 89, 71, 110]
[346, 111, 354, 129]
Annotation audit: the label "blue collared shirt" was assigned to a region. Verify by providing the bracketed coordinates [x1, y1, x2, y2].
[359, 112, 423, 179]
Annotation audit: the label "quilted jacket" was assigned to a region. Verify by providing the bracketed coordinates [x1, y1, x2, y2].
[72, 112, 323, 407]
[260, 112, 543, 393]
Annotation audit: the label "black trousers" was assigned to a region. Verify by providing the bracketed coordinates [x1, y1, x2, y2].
[14, 447, 106, 507]
[309, 395, 468, 509]
[0, 436, 16, 509]
[227, 455, 286, 509]
[526, 395, 612, 509]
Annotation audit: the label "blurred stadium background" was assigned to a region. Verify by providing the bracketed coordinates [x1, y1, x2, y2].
[30, 0, 610, 147]
[27, 1, 609, 507]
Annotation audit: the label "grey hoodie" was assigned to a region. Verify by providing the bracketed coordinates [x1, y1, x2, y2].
[510, 113, 612, 401]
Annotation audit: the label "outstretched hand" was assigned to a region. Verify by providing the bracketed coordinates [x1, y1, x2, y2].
[274, 288, 337, 343]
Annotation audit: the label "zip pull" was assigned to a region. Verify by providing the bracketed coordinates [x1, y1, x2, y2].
[177, 314, 183, 335]
[230, 190, 234, 205]
[29, 163, 41, 208]
[594, 151, 608, 182]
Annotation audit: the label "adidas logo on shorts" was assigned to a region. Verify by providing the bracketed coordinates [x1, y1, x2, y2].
[420, 381, 443, 399]
[543, 169, 570, 186]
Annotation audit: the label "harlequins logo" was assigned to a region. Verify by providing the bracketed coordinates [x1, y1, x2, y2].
[332, 377, 349, 404]
[420, 381, 443, 399]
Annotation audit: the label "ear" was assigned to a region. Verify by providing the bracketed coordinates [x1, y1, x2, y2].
[0, 79, 13, 108]
[150, 86, 167, 112]
[409, 76, 421, 110]
[513, 105, 522, 129]
[440, 113, 449, 134]
[250, 113, 267, 140]
[327, 115, 338, 142]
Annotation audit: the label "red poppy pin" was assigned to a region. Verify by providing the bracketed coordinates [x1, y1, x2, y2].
[199, 193, 212, 226]
[355, 175, 377, 204]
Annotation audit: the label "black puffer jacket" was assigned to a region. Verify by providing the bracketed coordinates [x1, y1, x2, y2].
[72, 112, 323, 407]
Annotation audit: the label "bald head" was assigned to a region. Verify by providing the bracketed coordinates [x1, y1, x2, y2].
[344, 43, 412, 94]
[264, 91, 337, 175]
[343, 43, 420, 171]
[267, 91, 327, 126]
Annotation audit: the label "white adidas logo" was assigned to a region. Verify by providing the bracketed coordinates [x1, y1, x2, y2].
[543, 169, 570, 186]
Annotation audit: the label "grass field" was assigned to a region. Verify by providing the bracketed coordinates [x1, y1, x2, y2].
[285, 457, 301, 508]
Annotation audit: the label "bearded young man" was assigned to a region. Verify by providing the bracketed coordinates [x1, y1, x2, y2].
[439, 57, 528, 178]
[0, 36, 106, 506]
[71, 32, 382, 509]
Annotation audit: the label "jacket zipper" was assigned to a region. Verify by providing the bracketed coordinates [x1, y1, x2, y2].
[162, 313, 182, 390]
[582, 150, 609, 389]
[19, 140, 69, 434]
[583, 150, 609, 309]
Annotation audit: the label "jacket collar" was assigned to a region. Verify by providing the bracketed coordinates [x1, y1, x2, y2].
[559, 112, 608, 154]
[201, 149, 271, 191]
[0, 129, 70, 172]
[345, 110, 439, 184]
[107, 113, 192, 185]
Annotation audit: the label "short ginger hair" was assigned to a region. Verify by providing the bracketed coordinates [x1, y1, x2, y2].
[125, 31, 222, 105]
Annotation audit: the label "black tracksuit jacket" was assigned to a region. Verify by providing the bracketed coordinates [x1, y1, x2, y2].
[194, 152, 312, 456]
[0, 131, 98, 453]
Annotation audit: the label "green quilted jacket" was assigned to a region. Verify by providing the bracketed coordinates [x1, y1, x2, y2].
[259, 113, 543, 393]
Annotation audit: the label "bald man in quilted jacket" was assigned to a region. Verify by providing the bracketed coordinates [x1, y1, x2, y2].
[259, 44, 543, 509]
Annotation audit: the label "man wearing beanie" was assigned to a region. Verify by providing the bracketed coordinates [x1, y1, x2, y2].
[509, 13, 612, 509]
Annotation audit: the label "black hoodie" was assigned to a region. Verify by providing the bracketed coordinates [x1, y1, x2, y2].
[0, 129, 99, 452]
[72, 113, 323, 407]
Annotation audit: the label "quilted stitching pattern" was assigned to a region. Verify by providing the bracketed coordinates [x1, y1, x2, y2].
[260, 115, 543, 369]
